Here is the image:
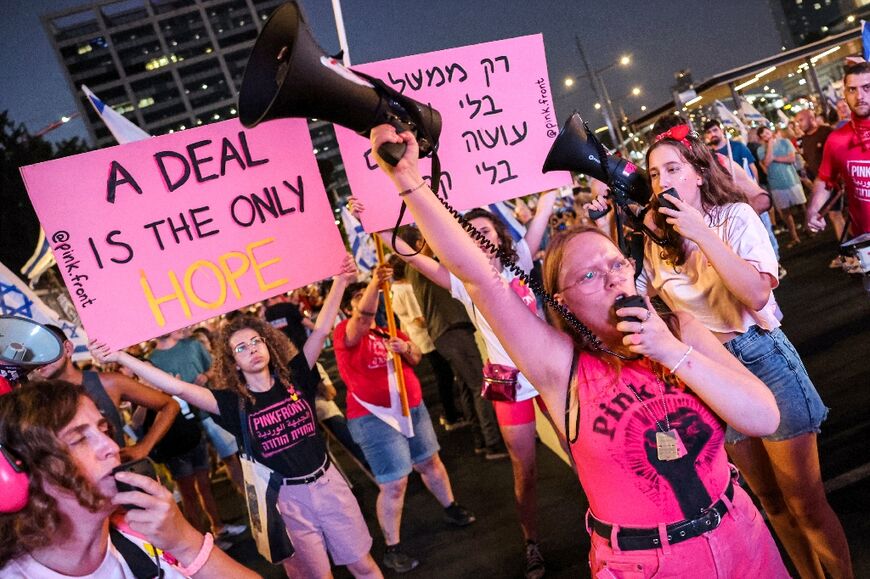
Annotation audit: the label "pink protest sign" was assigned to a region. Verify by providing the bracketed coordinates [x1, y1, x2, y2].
[20, 119, 346, 350]
[334, 34, 570, 232]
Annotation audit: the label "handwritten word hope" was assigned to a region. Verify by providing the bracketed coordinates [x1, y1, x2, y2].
[139, 236, 288, 326]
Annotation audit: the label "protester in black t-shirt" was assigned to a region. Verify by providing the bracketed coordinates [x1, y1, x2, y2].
[90, 255, 382, 578]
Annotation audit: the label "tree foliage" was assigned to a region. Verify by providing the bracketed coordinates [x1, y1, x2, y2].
[0, 111, 89, 272]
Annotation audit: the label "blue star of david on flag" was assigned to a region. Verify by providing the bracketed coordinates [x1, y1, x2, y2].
[0, 281, 35, 318]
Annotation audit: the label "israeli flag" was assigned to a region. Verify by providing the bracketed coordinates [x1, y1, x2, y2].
[863, 20, 870, 61]
[739, 98, 767, 124]
[20, 228, 54, 282]
[351, 356, 414, 438]
[713, 100, 748, 141]
[340, 205, 378, 273]
[487, 201, 527, 243]
[82, 84, 151, 144]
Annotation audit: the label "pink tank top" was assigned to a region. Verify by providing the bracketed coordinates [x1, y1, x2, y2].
[568, 353, 731, 525]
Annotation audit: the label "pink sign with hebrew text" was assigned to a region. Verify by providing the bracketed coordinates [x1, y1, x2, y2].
[334, 34, 570, 232]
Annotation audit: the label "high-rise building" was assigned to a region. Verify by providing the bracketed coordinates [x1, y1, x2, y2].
[42, 0, 349, 198]
[769, 0, 863, 48]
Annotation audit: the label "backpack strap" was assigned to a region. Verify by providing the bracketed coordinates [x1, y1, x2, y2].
[109, 527, 162, 579]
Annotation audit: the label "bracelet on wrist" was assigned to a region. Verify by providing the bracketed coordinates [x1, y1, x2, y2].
[670, 345, 693, 374]
[175, 532, 213, 576]
[398, 181, 426, 197]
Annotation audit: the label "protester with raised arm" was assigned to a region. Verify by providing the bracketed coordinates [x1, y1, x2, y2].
[367, 124, 788, 577]
[352, 191, 557, 578]
[90, 254, 382, 579]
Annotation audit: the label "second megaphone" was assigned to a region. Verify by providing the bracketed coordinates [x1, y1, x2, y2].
[238, 1, 441, 165]
[542, 113, 650, 205]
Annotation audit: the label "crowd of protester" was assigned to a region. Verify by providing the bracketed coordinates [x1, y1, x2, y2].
[4, 61, 868, 579]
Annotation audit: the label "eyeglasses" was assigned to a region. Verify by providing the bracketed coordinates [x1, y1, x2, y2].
[560, 258, 632, 295]
[232, 336, 267, 355]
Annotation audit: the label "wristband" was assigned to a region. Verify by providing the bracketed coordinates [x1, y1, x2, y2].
[176, 532, 213, 576]
[398, 181, 426, 196]
[670, 346, 693, 374]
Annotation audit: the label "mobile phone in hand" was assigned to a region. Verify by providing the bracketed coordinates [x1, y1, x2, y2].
[657, 188, 680, 212]
[613, 295, 647, 325]
[112, 458, 158, 509]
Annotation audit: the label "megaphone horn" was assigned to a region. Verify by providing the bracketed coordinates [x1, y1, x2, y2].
[0, 316, 65, 393]
[238, 1, 441, 165]
[542, 113, 650, 205]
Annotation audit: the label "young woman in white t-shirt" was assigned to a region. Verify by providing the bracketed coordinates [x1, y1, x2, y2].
[588, 125, 852, 578]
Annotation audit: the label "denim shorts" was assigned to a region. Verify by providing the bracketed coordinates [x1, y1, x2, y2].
[164, 437, 210, 479]
[724, 326, 828, 444]
[347, 403, 440, 484]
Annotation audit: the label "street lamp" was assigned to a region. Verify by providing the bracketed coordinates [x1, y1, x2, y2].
[564, 77, 575, 88]
[574, 36, 633, 151]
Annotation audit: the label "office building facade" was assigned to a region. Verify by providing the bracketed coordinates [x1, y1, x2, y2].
[42, 0, 348, 198]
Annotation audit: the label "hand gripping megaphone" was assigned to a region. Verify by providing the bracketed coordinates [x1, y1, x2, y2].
[238, 1, 441, 165]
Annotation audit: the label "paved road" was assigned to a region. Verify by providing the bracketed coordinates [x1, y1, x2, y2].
[221, 228, 869, 578]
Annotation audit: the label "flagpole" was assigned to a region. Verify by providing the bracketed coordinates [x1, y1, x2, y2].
[724, 137, 735, 181]
[331, 0, 351, 66]
[375, 237, 410, 417]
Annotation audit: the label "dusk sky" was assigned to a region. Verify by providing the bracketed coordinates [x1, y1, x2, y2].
[0, 0, 784, 145]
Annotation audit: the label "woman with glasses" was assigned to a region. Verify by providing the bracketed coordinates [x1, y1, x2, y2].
[367, 124, 787, 577]
[622, 123, 851, 579]
[90, 254, 383, 579]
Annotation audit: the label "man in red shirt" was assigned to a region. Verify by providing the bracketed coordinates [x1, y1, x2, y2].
[808, 61, 870, 237]
[334, 265, 475, 574]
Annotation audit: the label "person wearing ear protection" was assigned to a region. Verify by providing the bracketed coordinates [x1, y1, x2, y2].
[0, 380, 259, 578]
[90, 255, 383, 579]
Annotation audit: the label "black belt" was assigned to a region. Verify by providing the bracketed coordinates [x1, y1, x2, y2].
[281, 457, 330, 486]
[589, 481, 734, 551]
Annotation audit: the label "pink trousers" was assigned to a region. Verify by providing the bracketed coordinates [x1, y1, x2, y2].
[587, 485, 789, 578]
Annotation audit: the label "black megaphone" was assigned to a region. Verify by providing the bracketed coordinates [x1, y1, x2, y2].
[238, 1, 441, 165]
[542, 113, 650, 206]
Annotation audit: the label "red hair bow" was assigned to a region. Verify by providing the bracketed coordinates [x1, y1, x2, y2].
[654, 124, 693, 148]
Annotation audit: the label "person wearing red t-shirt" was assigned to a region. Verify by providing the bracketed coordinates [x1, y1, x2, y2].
[809, 61, 870, 237]
[334, 266, 475, 574]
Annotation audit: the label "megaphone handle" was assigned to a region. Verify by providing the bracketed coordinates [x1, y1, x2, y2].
[378, 141, 406, 167]
[588, 204, 612, 220]
[378, 115, 422, 166]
